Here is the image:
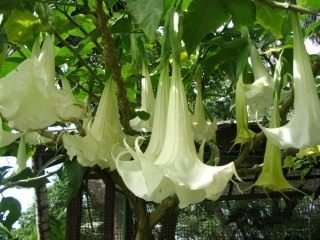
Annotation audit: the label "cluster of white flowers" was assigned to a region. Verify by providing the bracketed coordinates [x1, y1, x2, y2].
[1, 11, 318, 207]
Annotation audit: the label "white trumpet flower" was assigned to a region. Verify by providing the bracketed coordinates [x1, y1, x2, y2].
[234, 75, 255, 147]
[130, 63, 155, 132]
[0, 35, 84, 131]
[14, 136, 28, 174]
[117, 60, 238, 208]
[192, 74, 216, 143]
[254, 93, 295, 191]
[261, 13, 320, 149]
[117, 64, 172, 202]
[63, 80, 126, 170]
[244, 44, 274, 118]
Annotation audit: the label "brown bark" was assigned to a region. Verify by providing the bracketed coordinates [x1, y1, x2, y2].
[33, 146, 51, 240]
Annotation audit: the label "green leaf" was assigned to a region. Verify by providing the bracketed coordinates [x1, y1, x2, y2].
[4, 168, 49, 189]
[0, 56, 25, 77]
[64, 160, 87, 203]
[203, 37, 247, 73]
[255, 1, 286, 38]
[136, 110, 151, 121]
[3, 9, 41, 44]
[127, 0, 163, 40]
[111, 16, 132, 33]
[223, 0, 256, 28]
[0, 167, 12, 182]
[283, 156, 295, 168]
[0, 223, 13, 238]
[73, 14, 95, 33]
[0, 197, 21, 230]
[183, 0, 230, 54]
[297, 0, 320, 9]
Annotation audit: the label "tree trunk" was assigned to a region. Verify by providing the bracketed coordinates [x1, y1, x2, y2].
[135, 218, 153, 240]
[158, 209, 179, 240]
[33, 146, 51, 240]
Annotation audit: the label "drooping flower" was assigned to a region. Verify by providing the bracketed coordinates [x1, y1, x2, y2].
[130, 63, 156, 132]
[261, 13, 320, 149]
[233, 75, 255, 147]
[63, 79, 127, 170]
[254, 93, 295, 191]
[117, 60, 239, 208]
[244, 44, 274, 118]
[0, 35, 84, 131]
[116, 64, 172, 202]
[192, 70, 216, 143]
[14, 136, 28, 174]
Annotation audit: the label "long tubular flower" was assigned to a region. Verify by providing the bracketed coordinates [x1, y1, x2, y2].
[130, 63, 156, 132]
[0, 35, 84, 131]
[254, 93, 295, 191]
[244, 44, 274, 118]
[261, 12, 320, 149]
[117, 60, 239, 208]
[233, 75, 255, 147]
[63, 79, 127, 170]
[192, 70, 216, 143]
[155, 59, 238, 207]
[116, 64, 172, 203]
[14, 136, 28, 174]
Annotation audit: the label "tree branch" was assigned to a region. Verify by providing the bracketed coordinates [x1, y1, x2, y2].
[54, 33, 104, 85]
[108, 171, 148, 223]
[95, 0, 134, 134]
[0, 170, 59, 194]
[258, 0, 320, 16]
[55, 6, 103, 53]
[149, 196, 179, 228]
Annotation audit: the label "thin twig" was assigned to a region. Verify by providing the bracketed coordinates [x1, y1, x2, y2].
[95, 0, 134, 134]
[54, 33, 104, 85]
[0, 170, 59, 193]
[258, 0, 320, 16]
[55, 6, 103, 53]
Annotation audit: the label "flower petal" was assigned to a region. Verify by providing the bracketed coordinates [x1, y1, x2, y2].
[116, 65, 172, 201]
[117, 59, 238, 208]
[64, 79, 127, 170]
[0, 118, 21, 147]
[234, 76, 255, 146]
[244, 44, 274, 118]
[0, 35, 84, 131]
[192, 71, 216, 143]
[14, 136, 28, 174]
[130, 63, 155, 132]
[261, 13, 320, 149]
[255, 94, 295, 191]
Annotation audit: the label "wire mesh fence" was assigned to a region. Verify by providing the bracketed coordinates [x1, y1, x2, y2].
[75, 179, 320, 240]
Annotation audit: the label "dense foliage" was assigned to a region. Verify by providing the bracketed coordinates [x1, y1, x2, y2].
[0, 0, 320, 239]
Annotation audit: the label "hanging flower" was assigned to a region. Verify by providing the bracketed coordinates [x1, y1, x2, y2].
[0, 35, 84, 131]
[117, 60, 239, 208]
[244, 44, 274, 118]
[130, 63, 155, 132]
[261, 13, 320, 149]
[63, 79, 127, 170]
[116, 64, 172, 203]
[14, 136, 28, 174]
[233, 75, 255, 147]
[254, 93, 295, 191]
[192, 70, 216, 143]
